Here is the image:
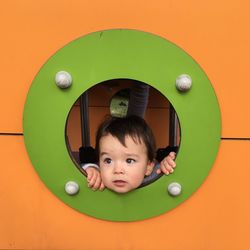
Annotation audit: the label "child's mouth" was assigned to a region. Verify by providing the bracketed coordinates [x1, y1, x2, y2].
[113, 180, 127, 187]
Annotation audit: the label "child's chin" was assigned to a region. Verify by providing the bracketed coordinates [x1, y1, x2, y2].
[108, 184, 141, 194]
[109, 186, 132, 194]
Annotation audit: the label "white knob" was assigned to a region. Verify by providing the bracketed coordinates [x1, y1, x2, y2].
[55, 71, 72, 89]
[65, 181, 79, 195]
[176, 74, 192, 91]
[168, 182, 182, 196]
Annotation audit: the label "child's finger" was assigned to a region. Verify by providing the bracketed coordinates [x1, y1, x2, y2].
[92, 176, 101, 191]
[87, 170, 93, 181]
[166, 164, 175, 174]
[165, 162, 175, 172]
[165, 157, 176, 168]
[156, 168, 161, 174]
[169, 152, 176, 160]
[88, 173, 97, 187]
[99, 182, 105, 191]
[160, 162, 170, 175]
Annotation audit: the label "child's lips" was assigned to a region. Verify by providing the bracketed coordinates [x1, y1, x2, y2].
[113, 180, 127, 187]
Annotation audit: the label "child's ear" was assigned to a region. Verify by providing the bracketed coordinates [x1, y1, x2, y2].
[145, 161, 155, 176]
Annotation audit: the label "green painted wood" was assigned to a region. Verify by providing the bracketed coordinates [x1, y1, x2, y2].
[23, 29, 221, 221]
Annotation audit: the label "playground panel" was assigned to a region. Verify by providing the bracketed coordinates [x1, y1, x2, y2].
[0, 0, 250, 247]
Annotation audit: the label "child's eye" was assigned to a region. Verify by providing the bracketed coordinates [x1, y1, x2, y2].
[126, 158, 136, 164]
[103, 158, 112, 164]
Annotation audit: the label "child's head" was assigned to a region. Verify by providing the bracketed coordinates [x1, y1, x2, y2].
[95, 115, 156, 193]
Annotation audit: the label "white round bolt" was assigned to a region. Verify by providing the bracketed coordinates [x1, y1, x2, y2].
[168, 182, 182, 196]
[55, 71, 72, 89]
[175, 74, 192, 92]
[65, 181, 79, 195]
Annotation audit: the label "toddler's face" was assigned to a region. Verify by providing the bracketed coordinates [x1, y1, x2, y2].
[99, 134, 154, 193]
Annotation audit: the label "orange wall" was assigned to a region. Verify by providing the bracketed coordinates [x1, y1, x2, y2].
[1, 0, 250, 249]
[1, 137, 250, 249]
[1, 0, 250, 137]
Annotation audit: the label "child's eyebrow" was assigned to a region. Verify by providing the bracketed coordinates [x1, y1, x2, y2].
[100, 152, 109, 156]
[125, 153, 139, 158]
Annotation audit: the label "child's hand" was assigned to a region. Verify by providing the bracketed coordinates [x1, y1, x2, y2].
[85, 167, 105, 191]
[157, 152, 176, 175]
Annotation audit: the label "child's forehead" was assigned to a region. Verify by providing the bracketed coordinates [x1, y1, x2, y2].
[125, 134, 143, 145]
[99, 134, 149, 159]
[100, 133, 145, 147]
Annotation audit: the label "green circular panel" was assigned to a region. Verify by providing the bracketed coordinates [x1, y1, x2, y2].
[23, 29, 221, 221]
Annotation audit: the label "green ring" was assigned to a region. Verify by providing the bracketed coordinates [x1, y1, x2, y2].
[23, 29, 221, 221]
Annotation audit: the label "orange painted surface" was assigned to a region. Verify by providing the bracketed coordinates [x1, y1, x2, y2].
[1, 1, 250, 249]
[0, 0, 250, 137]
[1, 137, 250, 249]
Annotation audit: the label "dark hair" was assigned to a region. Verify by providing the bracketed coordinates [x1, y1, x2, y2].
[95, 115, 156, 161]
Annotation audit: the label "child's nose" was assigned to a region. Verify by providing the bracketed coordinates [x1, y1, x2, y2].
[113, 163, 125, 174]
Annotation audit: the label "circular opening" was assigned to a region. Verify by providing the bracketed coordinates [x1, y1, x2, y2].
[65, 78, 181, 190]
